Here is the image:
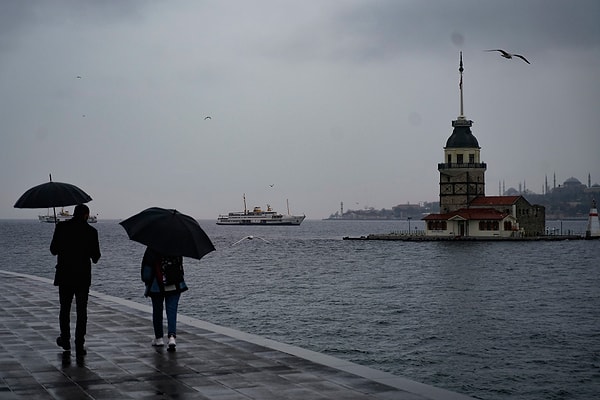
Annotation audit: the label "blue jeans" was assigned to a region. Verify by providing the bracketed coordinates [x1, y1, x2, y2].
[151, 292, 180, 339]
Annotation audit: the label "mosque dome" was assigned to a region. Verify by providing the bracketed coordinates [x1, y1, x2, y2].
[445, 122, 480, 148]
[564, 177, 582, 186]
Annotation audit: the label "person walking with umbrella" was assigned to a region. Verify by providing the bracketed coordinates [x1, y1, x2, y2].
[50, 204, 101, 356]
[141, 248, 187, 351]
[120, 207, 215, 351]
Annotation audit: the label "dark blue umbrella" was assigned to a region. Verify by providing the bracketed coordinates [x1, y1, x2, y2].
[120, 207, 215, 260]
[14, 174, 92, 223]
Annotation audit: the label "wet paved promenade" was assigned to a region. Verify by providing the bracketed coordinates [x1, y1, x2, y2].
[0, 270, 474, 399]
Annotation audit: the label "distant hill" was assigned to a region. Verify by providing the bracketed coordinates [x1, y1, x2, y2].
[326, 181, 600, 220]
[326, 201, 439, 220]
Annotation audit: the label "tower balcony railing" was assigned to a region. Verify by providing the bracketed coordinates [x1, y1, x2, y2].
[438, 162, 487, 170]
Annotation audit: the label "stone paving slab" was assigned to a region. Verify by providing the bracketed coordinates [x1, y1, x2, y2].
[0, 270, 475, 400]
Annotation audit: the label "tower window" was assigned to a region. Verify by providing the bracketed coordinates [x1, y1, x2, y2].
[447, 154, 452, 164]
[469, 154, 475, 163]
[457, 154, 463, 164]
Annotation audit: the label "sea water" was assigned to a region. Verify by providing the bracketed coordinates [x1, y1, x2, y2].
[0, 219, 598, 400]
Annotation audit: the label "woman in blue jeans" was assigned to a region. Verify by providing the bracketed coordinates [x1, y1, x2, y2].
[141, 247, 188, 351]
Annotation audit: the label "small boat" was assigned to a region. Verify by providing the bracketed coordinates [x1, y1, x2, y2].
[217, 195, 305, 226]
[39, 208, 98, 223]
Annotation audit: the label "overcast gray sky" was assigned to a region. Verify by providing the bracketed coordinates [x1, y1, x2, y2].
[2, 0, 599, 220]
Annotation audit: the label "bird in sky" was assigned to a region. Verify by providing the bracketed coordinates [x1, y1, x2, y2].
[231, 235, 271, 246]
[204, 116, 211, 120]
[269, 184, 274, 187]
[76, 75, 82, 79]
[485, 49, 530, 64]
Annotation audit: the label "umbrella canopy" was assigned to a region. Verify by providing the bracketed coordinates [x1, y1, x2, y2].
[120, 207, 215, 260]
[14, 181, 92, 209]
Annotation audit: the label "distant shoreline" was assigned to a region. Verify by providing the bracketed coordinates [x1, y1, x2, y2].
[343, 234, 590, 241]
[324, 217, 588, 222]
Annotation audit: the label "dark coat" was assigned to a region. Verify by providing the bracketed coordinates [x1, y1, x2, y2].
[141, 247, 188, 297]
[50, 218, 101, 287]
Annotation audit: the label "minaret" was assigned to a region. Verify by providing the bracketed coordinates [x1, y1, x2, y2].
[438, 52, 487, 213]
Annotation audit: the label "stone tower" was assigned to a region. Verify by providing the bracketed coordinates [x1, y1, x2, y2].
[438, 52, 487, 213]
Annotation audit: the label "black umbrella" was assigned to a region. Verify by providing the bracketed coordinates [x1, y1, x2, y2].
[14, 174, 92, 223]
[120, 207, 215, 260]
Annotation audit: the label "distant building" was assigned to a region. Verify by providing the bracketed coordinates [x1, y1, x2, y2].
[556, 177, 587, 192]
[588, 184, 600, 194]
[469, 196, 545, 236]
[423, 53, 545, 237]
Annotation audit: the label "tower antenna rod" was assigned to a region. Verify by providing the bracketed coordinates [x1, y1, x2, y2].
[459, 51, 464, 118]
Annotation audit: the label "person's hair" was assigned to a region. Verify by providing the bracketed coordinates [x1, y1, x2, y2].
[73, 204, 90, 220]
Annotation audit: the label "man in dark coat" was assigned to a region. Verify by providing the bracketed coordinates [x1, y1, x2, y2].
[50, 204, 101, 355]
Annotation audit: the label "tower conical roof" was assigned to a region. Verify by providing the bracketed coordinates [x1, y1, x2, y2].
[445, 119, 480, 148]
[445, 52, 480, 149]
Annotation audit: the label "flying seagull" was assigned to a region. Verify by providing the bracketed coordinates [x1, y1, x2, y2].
[231, 235, 271, 246]
[204, 116, 211, 120]
[485, 49, 530, 64]
[76, 76, 82, 79]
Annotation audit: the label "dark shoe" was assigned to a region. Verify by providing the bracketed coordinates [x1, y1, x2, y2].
[56, 336, 71, 351]
[75, 340, 86, 356]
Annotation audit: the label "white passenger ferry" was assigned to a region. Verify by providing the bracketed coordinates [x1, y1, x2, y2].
[39, 209, 98, 223]
[217, 196, 305, 226]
